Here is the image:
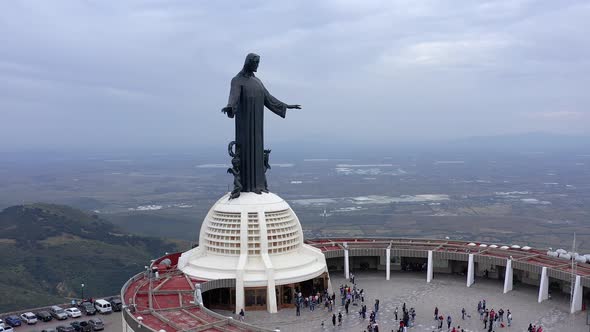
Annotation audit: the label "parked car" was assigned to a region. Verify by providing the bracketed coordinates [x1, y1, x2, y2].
[36, 311, 53, 322]
[79, 302, 96, 316]
[56, 325, 75, 332]
[50, 306, 68, 320]
[3, 316, 21, 328]
[42, 330, 57, 332]
[0, 325, 14, 332]
[87, 318, 104, 331]
[107, 297, 123, 312]
[0, 318, 4, 328]
[70, 321, 91, 332]
[93, 300, 111, 315]
[20, 312, 38, 325]
[65, 308, 82, 318]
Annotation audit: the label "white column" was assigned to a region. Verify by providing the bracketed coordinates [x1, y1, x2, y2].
[386, 247, 391, 281]
[266, 276, 277, 313]
[570, 275, 583, 313]
[503, 259, 513, 293]
[466, 254, 475, 287]
[235, 212, 249, 314]
[326, 268, 334, 294]
[257, 208, 277, 313]
[344, 243, 350, 280]
[235, 273, 245, 314]
[538, 266, 549, 303]
[427, 251, 433, 283]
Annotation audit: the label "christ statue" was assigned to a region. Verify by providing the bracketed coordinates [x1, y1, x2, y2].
[222, 53, 301, 196]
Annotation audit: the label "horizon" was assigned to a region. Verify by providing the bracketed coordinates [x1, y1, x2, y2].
[1, 131, 589, 156]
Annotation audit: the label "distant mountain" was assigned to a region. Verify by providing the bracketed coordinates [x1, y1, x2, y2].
[449, 132, 590, 151]
[0, 203, 181, 312]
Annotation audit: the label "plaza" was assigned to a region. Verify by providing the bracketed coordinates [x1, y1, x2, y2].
[225, 271, 587, 332]
[121, 238, 590, 332]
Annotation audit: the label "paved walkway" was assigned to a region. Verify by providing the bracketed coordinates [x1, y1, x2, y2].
[217, 271, 587, 332]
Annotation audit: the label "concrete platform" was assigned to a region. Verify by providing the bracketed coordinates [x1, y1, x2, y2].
[214, 271, 588, 332]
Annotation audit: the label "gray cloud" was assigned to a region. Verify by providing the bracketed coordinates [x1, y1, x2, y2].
[0, 0, 588, 150]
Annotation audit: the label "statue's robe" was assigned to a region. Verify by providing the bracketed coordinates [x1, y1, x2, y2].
[225, 72, 287, 193]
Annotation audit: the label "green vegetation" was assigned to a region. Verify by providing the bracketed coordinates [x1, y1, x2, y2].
[0, 203, 181, 312]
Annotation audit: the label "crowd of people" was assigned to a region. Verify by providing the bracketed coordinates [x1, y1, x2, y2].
[234, 272, 553, 331]
[292, 276, 521, 332]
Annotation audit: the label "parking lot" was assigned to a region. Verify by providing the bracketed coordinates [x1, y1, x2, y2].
[8, 312, 122, 332]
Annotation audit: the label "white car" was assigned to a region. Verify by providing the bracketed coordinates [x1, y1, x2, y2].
[19, 312, 37, 325]
[65, 307, 82, 318]
[0, 326, 14, 332]
[0, 318, 4, 328]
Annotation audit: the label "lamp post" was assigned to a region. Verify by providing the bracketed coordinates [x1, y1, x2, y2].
[81, 283, 85, 300]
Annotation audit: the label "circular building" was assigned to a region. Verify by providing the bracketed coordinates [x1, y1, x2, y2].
[177, 192, 329, 313]
[121, 237, 590, 332]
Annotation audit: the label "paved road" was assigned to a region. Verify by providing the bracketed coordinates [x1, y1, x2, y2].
[12, 312, 122, 332]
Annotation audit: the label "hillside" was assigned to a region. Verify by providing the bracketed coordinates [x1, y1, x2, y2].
[0, 203, 182, 312]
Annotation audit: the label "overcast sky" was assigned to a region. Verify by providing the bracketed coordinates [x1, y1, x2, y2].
[1, 0, 589, 150]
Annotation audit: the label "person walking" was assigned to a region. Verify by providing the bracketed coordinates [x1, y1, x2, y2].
[338, 312, 342, 326]
[434, 306, 439, 320]
[239, 309, 245, 321]
[447, 315, 452, 329]
[461, 307, 465, 320]
[296, 302, 300, 316]
[394, 307, 399, 320]
[332, 313, 336, 326]
[507, 310, 512, 327]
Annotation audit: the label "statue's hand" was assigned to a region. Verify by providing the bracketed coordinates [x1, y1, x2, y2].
[287, 104, 302, 109]
[222, 106, 235, 118]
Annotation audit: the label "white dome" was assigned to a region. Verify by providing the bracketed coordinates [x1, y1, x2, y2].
[199, 192, 303, 256]
[178, 192, 328, 287]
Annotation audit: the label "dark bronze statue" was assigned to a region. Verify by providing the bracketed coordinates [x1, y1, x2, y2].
[227, 141, 242, 199]
[222, 53, 301, 197]
[263, 149, 271, 172]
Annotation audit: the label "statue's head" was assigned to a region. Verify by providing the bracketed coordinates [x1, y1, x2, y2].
[243, 53, 260, 73]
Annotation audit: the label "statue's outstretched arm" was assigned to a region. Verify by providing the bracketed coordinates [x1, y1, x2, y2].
[262, 84, 301, 116]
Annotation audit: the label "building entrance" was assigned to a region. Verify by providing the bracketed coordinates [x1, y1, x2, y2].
[245, 287, 267, 310]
